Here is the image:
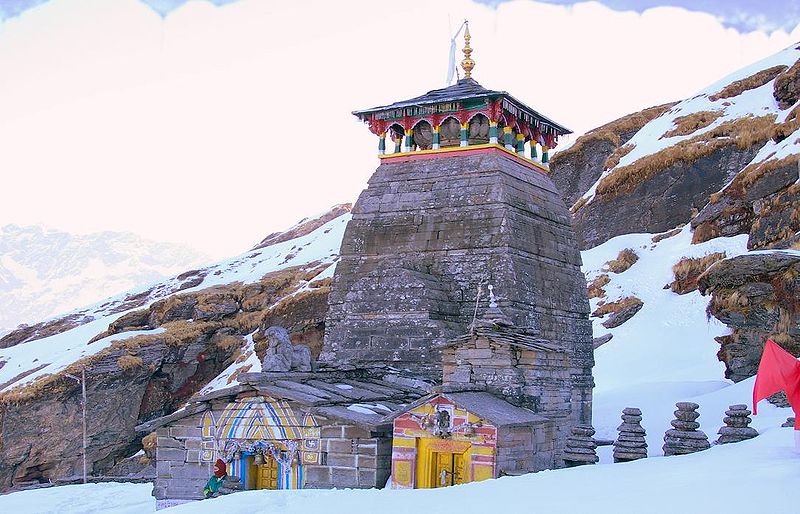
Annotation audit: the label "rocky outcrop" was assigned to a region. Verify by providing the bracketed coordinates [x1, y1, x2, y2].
[253, 204, 352, 250]
[575, 142, 763, 249]
[551, 102, 676, 208]
[774, 59, 800, 109]
[0, 263, 334, 491]
[699, 252, 800, 382]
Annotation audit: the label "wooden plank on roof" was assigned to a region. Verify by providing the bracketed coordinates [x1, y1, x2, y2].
[306, 380, 385, 401]
[274, 380, 336, 400]
[254, 384, 332, 406]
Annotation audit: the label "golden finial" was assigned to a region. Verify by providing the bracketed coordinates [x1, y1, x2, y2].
[460, 20, 474, 80]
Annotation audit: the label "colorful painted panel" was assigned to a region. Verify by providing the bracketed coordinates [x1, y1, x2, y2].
[391, 395, 497, 489]
[217, 396, 308, 440]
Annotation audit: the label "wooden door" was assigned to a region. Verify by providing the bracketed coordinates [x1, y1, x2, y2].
[432, 452, 467, 487]
[256, 457, 280, 490]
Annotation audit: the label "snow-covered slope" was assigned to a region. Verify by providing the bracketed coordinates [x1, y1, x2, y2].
[577, 43, 800, 209]
[0, 211, 350, 394]
[0, 225, 208, 336]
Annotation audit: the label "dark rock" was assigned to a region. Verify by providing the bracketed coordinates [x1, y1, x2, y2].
[602, 300, 644, 329]
[593, 333, 613, 349]
[716, 403, 758, 444]
[563, 425, 599, 467]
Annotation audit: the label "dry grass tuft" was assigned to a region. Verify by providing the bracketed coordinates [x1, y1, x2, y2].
[661, 111, 724, 138]
[709, 65, 788, 101]
[605, 249, 639, 274]
[670, 252, 726, 294]
[587, 274, 610, 299]
[592, 296, 643, 317]
[596, 115, 777, 199]
[117, 354, 144, 371]
[603, 143, 635, 170]
[551, 102, 676, 165]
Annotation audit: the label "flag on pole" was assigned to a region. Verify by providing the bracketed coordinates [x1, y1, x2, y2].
[446, 21, 467, 85]
[752, 339, 800, 429]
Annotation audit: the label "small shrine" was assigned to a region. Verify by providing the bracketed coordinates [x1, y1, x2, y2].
[138, 372, 427, 503]
[352, 22, 571, 168]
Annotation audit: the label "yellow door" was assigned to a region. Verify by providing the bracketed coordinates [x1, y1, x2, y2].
[256, 457, 280, 490]
[416, 438, 471, 488]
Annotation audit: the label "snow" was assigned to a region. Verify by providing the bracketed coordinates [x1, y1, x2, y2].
[0, 482, 154, 513]
[583, 225, 749, 389]
[0, 324, 165, 392]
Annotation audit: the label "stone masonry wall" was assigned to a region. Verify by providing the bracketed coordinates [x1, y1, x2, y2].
[496, 421, 557, 475]
[154, 413, 211, 501]
[322, 150, 593, 417]
[443, 337, 572, 462]
[304, 423, 392, 489]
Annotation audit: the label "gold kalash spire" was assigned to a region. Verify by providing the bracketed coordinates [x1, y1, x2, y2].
[460, 21, 475, 79]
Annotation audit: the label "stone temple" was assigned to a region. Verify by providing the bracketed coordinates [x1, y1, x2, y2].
[321, 24, 593, 428]
[144, 25, 595, 503]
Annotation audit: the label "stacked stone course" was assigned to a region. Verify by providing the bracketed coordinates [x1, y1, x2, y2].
[562, 425, 598, 466]
[663, 402, 710, 456]
[613, 407, 647, 462]
[716, 404, 758, 444]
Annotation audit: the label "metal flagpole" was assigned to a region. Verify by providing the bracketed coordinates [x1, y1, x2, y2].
[66, 369, 88, 484]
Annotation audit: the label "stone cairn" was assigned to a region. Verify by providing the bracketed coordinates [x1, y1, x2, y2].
[781, 417, 796, 428]
[562, 425, 599, 467]
[663, 402, 710, 456]
[613, 407, 648, 463]
[716, 404, 758, 444]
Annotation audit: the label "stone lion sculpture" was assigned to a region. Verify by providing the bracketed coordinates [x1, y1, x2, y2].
[261, 326, 312, 372]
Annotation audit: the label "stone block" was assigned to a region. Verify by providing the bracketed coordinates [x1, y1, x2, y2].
[304, 466, 332, 486]
[326, 439, 353, 454]
[158, 448, 186, 462]
[169, 427, 202, 439]
[321, 426, 344, 438]
[331, 467, 359, 488]
[327, 453, 358, 467]
[342, 426, 370, 438]
[358, 469, 377, 487]
[357, 455, 376, 468]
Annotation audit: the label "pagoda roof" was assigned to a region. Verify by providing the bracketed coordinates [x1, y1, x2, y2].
[353, 78, 571, 136]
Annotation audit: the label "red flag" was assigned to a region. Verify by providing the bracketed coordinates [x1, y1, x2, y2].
[752, 339, 800, 429]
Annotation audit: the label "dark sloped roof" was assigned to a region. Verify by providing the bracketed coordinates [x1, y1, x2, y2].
[442, 323, 560, 352]
[353, 78, 571, 135]
[382, 391, 548, 428]
[353, 79, 502, 114]
[135, 371, 429, 433]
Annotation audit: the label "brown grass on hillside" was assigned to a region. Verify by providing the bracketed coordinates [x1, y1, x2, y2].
[551, 102, 676, 165]
[603, 143, 635, 170]
[596, 115, 777, 199]
[721, 154, 800, 201]
[771, 104, 800, 143]
[661, 111, 724, 139]
[588, 274, 610, 299]
[708, 65, 788, 101]
[605, 249, 639, 274]
[592, 296, 643, 317]
[670, 252, 726, 294]
[117, 354, 144, 371]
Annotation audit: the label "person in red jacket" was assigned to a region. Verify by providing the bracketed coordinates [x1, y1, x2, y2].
[202, 459, 228, 499]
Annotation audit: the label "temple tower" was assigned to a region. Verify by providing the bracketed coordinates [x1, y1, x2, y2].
[321, 24, 593, 426]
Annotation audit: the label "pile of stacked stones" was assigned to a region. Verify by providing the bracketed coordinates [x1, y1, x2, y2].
[716, 404, 758, 444]
[663, 402, 710, 456]
[613, 407, 647, 462]
[562, 425, 599, 466]
[782, 417, 796, 428]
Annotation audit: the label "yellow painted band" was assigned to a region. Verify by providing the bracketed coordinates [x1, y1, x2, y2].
[489, 121, 498, 127]
[461, 123, 468, 129]
[405, 129, 412, 136]
[433, 127, 440, 133]
[516, 134, 525, 141]
[502, 127, 512, 133]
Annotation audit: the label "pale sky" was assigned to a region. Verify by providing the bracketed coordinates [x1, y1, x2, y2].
[0, 0, 797, 258]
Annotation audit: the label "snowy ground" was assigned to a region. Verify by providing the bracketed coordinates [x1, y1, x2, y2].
[2, 225, 797, 513]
